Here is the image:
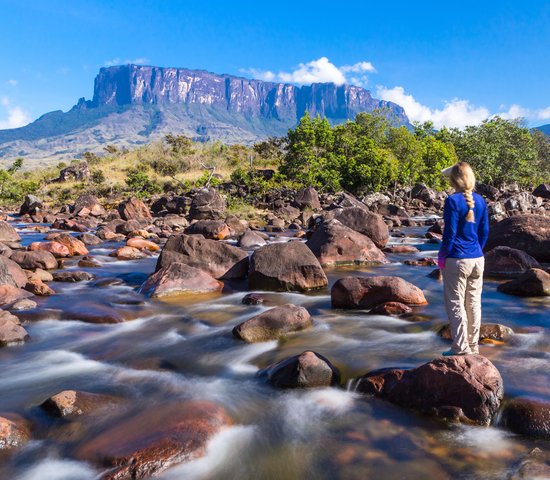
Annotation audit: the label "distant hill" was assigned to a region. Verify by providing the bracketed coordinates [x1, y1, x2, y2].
[535, 123, 550, 135]
[0, 64, 409, 167]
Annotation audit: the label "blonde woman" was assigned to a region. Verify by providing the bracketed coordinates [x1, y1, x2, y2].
[438, 162, 489, 356]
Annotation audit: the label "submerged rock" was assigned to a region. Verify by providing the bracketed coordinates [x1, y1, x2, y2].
[52, 271, 95, 283]
[233, 304, 312, 343]
[75, 401, 232, 480]
[258, 351, 340, 388]
[354, 355, 503, 425]
[139, 263, 223, 298]
[369, 301, 412, 315]
[40, 390, 115, 418]
[331, 276, 427, 309]
[497, 268, 550, 297]
[249, 242, 327, 292]
[502, 397, 550, 439]
[0, 414, 30, 450]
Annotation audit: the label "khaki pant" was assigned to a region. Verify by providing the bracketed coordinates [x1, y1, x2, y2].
[442, 257, 485, 354]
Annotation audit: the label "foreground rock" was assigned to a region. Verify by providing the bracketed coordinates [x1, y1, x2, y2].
[249, 242, 327, 292]
[0, 285, 34, 307]
[508, 448, 550, 480]
[75, 401, 232, 480]
[233, 304, 312, 342]
[331, 207, 389, 248]
[40, 390, 115, 418]
[306, 219, 387, 266]
[354, 355, 503, 425]
[0, 414, 30, 450]
[157, 234, 248, 279]
[139, 263, 223, 298]
[502, 397, 550, 439]
[0, 310, 29, 346]
[497, 268, 550, 297]
[438, 323, 514, 342]
[0, 221, 21, 243]
[331, 276, 427, 309]
[485, 214, 550, 262]
[484, 246, 541, 277]
[10, 250, 58, 270]
[258, 351, 340, 388]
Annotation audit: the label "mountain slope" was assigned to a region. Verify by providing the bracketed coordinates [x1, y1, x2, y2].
[535, 124, 550, 135]
[0, 64, 409, 167]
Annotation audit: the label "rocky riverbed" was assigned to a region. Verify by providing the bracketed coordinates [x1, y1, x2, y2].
[0, 185, 549, 479]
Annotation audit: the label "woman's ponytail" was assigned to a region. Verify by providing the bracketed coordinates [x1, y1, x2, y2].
[449, 162, 476, 223]
[463, 190, 475, 222]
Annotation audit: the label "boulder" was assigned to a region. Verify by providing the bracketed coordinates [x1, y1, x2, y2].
[497, 268, 550, 297]
[331, 208, 390, 248]
[73, 194, 105, 217]
[502, 397, 550, 439]
[19, 194, 43, 216]
[157, 235, 248, 280]
[189, 188, 226, 220]
[40, 390, 114, 418]
[438, 323, 514, 342]
[355, 355, 503, 425]
[249, 242, 327, 292]
[118, 197, 152, 221]
[232, 304, 312, 343]
[126, 237, 160, 252]
[258, 351, 340, 388]
[28, 268, 53, 283]
[331, 276, 427, 309]
[485, 215, 550, 262]
[0, 257, 18, 287]
[139, 263, 223, 298]
[306, 219, 387, 266]
[53, 271, 95, 283]
[0, 285, 33, 307]
[484, 246, 541, 277]
[75, 401, 232, 479]
[10, 250, 58, 270]
[238, 230, 267, 249]
[0, 221, 20, 243]
[10, 298, 37, 311]
[293, 187, 321, 210]
[25, 279, 55, 296]
[51, 218, 88, 232]
[411, 184, 436, 205]
[55, 234, 89, 256]
[29, 241, 71, 258]
[184, 220, 231, 240]
[0, 310, 29, 345]
[110, 246, 149, 260]
[532, 183, 550, 199]
[57, 161, 90, 182]
[77, 233, 103, 245]
[0, 414, 30, 449]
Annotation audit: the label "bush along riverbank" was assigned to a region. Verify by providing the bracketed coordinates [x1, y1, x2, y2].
[0, 178, 548, 479]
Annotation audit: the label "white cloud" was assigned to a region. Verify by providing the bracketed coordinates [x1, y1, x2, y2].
[243, 56, 376, 87]
[104, 57, 149, 67]
[0, 97, 31, 129]
[6, 79, 17, 87]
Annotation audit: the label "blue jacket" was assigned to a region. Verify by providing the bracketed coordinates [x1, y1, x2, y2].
[438, 192, 489, 260]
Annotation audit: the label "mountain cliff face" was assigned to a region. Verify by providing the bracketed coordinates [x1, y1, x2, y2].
[0, 65, 409, 166]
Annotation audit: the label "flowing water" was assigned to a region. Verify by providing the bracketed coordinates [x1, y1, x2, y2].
[0, 220, 548, 479]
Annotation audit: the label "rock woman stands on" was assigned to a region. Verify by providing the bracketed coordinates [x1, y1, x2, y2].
[438, 162, 489, 356]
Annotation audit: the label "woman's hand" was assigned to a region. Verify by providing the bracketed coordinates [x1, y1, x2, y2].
[437, 256, 446, 270]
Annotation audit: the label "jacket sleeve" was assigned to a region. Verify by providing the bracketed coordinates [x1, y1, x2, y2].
[439, 196, 458, 261]
[478, 200, 490, 250]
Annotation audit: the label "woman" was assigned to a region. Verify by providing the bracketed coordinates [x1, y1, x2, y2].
[438, 162, 489, 356]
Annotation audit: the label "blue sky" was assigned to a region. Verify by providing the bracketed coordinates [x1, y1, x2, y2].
[1, 0, 549, 129]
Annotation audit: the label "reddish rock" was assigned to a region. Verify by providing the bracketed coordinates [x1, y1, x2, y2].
[355, 355, 503, 425]
[485, 214, 550, 262]
[0, 310, 29, 346]
[40, 390, 114, 418]
[111, 246, 149, 260]
[0, 221, 21, 243]
[184, 220, 231, 240]
[258, 351, 340, 388]
[25, 279, 55, 296]
[0, 256, 27, 288]
[52, 218, 88, 232]
[54, 234, 89, 256]
[497, 268, 550, 297]
[0, 414, 30, 449]
[502, 397, 550, 439]
[157, 234, 249, 280]
[369, 302, 412, 315]
[331, 207, 390, 249]
[75, 401, 232, 479]
[118, 197, 152, 221]
[139, 263, 223, 298]
[306, 219, 387, 266]
[73, 194, 106, 217]
[233, 304, 312, 343]
[29, 241, 71, 258]
[331, 276, 427, 309]
[78, 256, 102, 268]
[0, 285, 34, 307]
[10, 250, 58, 270]
[484, 246, 541, 277]
[249, 242, 327, 292]
[126, 237, 160, 252]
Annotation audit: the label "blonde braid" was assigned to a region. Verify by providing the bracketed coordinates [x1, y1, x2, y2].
[463, 190, 475, 222]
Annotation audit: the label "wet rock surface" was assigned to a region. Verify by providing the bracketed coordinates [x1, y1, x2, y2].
[497, 268, 550, 297]
[502, 397, 550, 439]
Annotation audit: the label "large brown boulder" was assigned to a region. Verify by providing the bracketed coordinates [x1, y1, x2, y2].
[497, 268, 550, 297]
[139, 263, 223, 298]
[502, 397, 550, 439]
[54, 234, 89, 256]
[157, 234, 248, 280]
[75, 401, 232, 480]
[293, 187, 321, 210]
[331, 207, 390, 248]
[73, 194, 106, 217]
[249, 242, 327, 292]
[331, 276, 427, 309]
[258, 351, 340, 388]
[232, 304, 312, 343]
[485, 215, 550, 262]
[484, 246, 541, 278]
[10, 250, 58, 270]
[189, 188, 226, 220]
[0, 256, 26, 288]
[0, 310, 29, 346]
[306, 219, 387, 266]
[0, 221, 20, 243]
[0, 414, 30, 449]
[355, 355, 503, 425]
[29, 241, 71, 258]
[184, 220, 230, 240]
[118, 197, 152, 221]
